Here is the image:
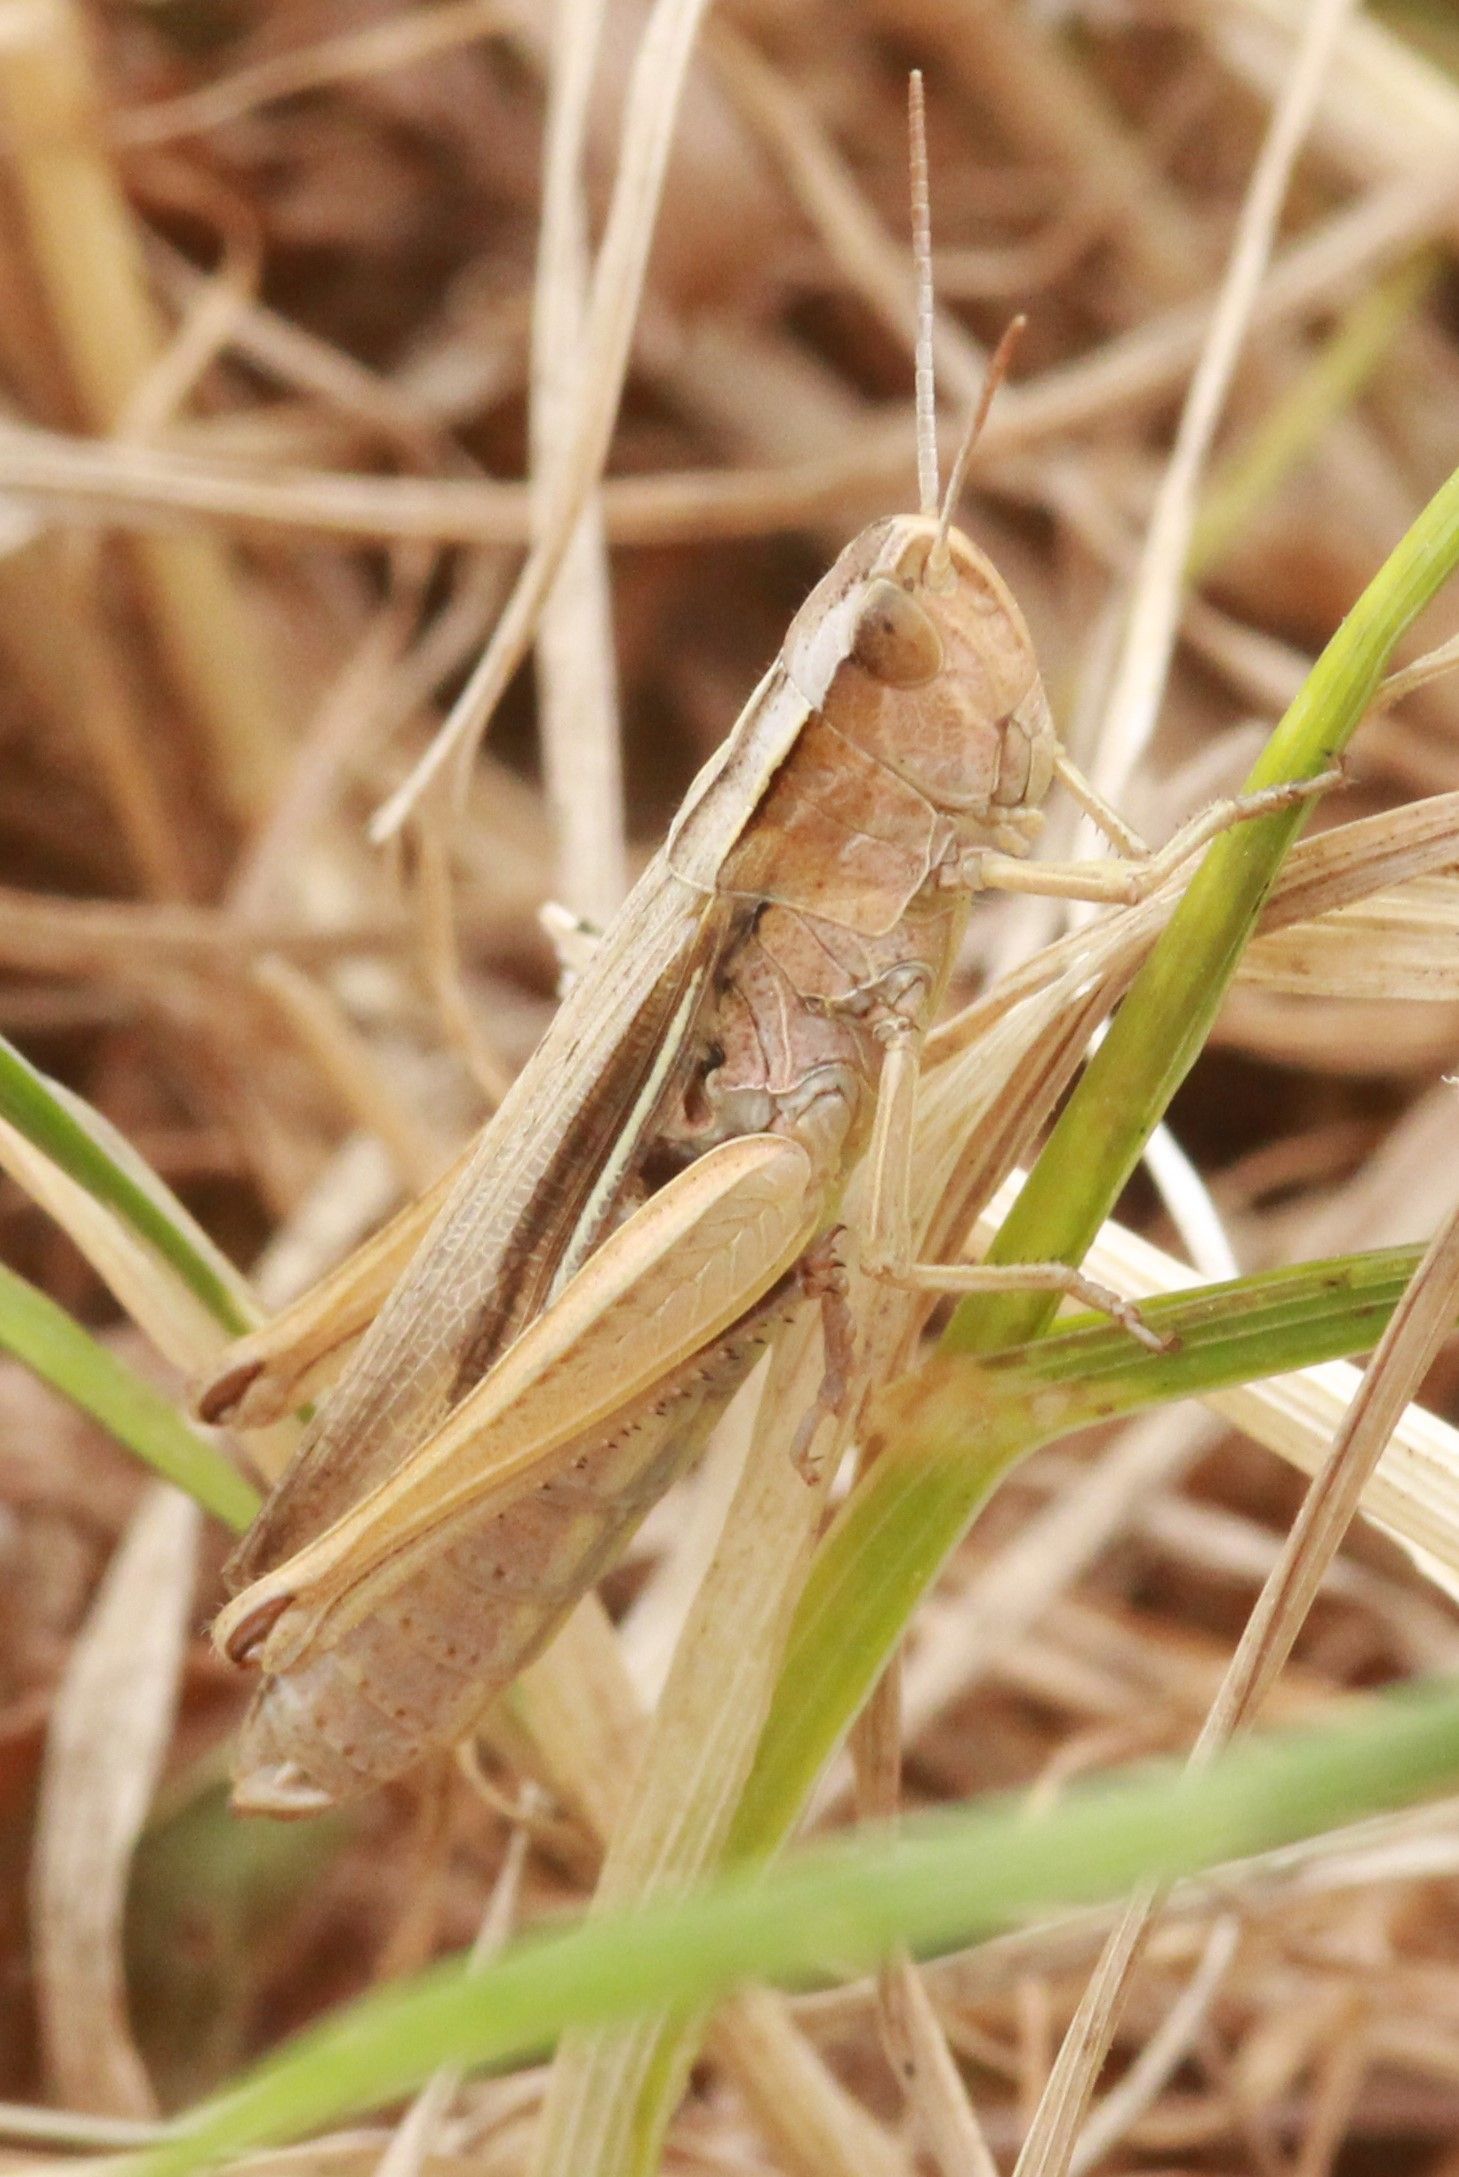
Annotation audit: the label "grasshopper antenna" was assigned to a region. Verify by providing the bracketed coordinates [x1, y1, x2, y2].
[926, 312, 1027, 588]
[909, 71, 939, 520]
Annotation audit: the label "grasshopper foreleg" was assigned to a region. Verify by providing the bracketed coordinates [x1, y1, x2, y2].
[860, 1021, 1169, 1353]
[960, 765, 1345, 908]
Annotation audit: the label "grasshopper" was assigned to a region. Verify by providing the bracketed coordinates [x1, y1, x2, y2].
[205, 120, 1317, 1817]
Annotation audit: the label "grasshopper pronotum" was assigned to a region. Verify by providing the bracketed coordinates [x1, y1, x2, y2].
[206, 87, 1318, 1816]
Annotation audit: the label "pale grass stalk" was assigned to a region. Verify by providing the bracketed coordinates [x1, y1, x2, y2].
[702, 1986, 914, 2177]
[32, 1486, 199, 2117]
[509, 1580, 916, 2176]
[1291, 1998, 1372, 2177]
[1241, 876, 1459, 1001]
[1067, 1914, 1241, 2174]
[1011, 1169, 1459, 2177]
[361, 557, 513, 770]
[371, 0, 715, 838]
[151, 240, 449, 459]
[116, 214, 260, 446]
[413, 817, 515, 1109]
[708, 26, 985, 406]
[55, 536, 191, 899]
[1375, 630, 1459, 710]
[0, 0, 286, 820]
[0, 2102, 163, 2148]
[876, 1956, 1000, 2177]
[852, 1663, 1000, 2177]
[389, 297, 532, 438]
[1141, 1124, 1240, 1278]
[228, 579, 427, 920]
[933, 205, 1111, 303]
[0, 889, 412, 977]
[112, 0, 512, 148]
[1088, 0, 1355, 806]
[529, 1315, 847, 2177]
[530, 0, 627, 926]
[635, 307, 866, 470]
[1214, 0, 1459, 206]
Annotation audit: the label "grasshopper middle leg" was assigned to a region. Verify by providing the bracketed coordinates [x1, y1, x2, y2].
[859, 1022, 1168, 1352]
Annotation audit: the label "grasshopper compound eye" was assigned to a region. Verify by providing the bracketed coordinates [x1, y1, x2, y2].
[850, 577, 944, 687]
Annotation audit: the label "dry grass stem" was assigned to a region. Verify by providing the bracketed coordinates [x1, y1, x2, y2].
[31, 1486, 199, 2118]
[529, 0, 627, 927]
[372, 0, 714, 836]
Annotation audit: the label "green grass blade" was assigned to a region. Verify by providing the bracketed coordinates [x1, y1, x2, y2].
[123, 1675, 1459, 2177]
[0, 1261, 258, 1530]
[734, 1245, 1429, 1854]
[958, 456, 1459, 1358]
[942, 1243, 1422, 1416]
[0, 1034, 252, 1335]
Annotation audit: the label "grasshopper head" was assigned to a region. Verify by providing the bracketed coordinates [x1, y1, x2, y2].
[825, 511, 1057, 855]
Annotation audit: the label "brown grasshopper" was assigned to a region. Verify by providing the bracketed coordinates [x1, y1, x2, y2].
[204, 127, 1314, 1817]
